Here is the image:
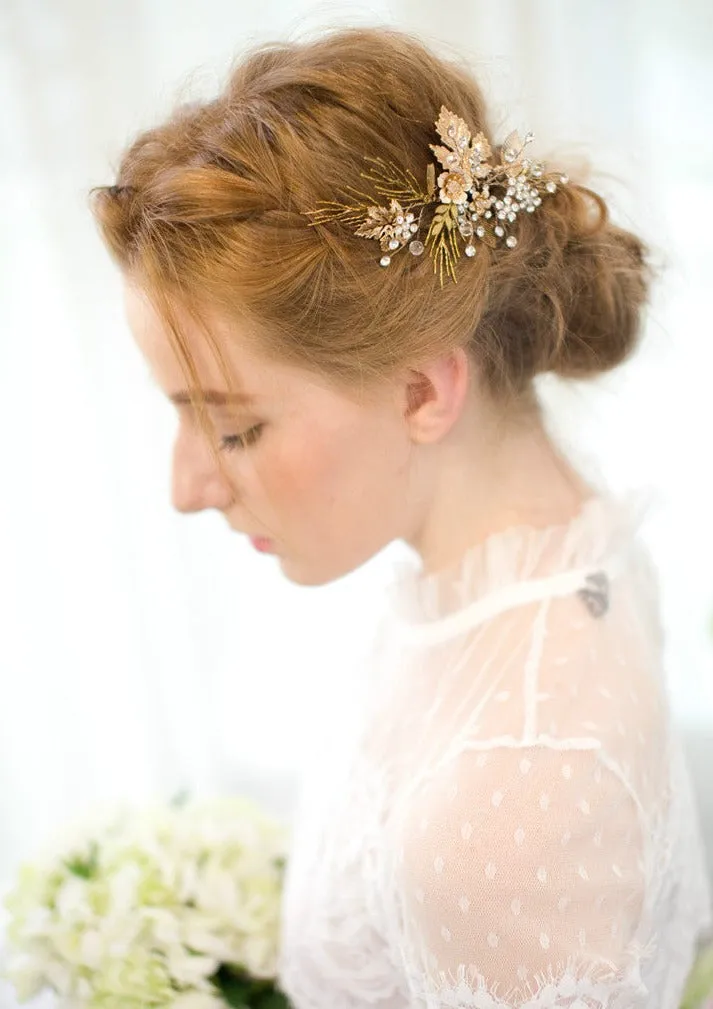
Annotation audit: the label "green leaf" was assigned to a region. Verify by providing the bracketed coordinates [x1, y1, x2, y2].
[254, 989, 293, 1009]
[213, 965, 252, 1008]
[64, 840, 100, 880]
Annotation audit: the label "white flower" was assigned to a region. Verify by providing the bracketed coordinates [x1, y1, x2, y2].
[2, 794, 289, 1007]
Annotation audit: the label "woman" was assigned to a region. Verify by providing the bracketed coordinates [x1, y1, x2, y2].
[90, 25, 710, 1009]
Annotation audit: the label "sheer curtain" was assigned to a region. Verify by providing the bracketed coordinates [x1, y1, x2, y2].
[1, 0, 711, 965]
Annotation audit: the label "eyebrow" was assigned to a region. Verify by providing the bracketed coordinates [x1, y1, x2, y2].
[169, 389, 256, 407]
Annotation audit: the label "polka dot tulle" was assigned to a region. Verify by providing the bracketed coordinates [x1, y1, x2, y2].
[278, 495, 711, 1009]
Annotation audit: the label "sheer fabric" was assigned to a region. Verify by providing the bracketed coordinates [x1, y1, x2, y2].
[278, 495, 711, 1009]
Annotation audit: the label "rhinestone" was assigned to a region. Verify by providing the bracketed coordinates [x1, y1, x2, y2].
[409, 240, 425, 256]
[507, 212, 516, 222]
[459, 137, 468, 148]
[448, 125, 456, 137]
[476, 226, 486, 238]
[560, 174, 569, 184]
[470, 213, 478, 220]
[504, 150, 515, 162]
[506, 235, 518, 248]
[395, 215, 404, 224]
[534, 197, 542, 206]
[494, 225, 504, 237]
[546, 181, 557, 193]
[464, 244, 476, 257]
[497, 211, 506, 219]
[526, 205, 536, 213]
[447, 154, 456, 164]
[484, 210, 492, 219]
[379, 255, 391, 267]
[388, 238, 400, 250]
[410, 222, 418, 233]
[532, 167, 543, 178]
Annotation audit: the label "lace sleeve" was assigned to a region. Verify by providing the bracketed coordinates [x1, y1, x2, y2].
[393, 743, 650, 1009]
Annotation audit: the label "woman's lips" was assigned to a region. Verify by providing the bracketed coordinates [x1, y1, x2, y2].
[250, 536, 275, 554]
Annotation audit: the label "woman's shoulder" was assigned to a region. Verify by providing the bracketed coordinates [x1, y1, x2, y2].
[379, 488, 673, 799]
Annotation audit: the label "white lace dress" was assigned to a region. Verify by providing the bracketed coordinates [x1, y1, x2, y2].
[278, 495, 711, 1009]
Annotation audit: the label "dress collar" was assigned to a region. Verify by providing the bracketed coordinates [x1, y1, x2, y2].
[386, 491, 653, 637]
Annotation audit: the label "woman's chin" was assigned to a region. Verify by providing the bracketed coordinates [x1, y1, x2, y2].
[277, 554, 353, 588]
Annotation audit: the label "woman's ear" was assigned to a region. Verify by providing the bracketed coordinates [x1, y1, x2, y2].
[401, 346, 471, 444]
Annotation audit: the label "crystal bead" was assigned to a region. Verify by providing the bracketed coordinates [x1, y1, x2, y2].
[534, 197, 542, 206]
[464, 244, 476, 257]
[380, 255, 391, 267]
[546, 181, 557, 193]
[484, 210, 492, 219]
[560, 174, 569, 184]
[396, 215, 404, 224]
[526, 205, 536, 212]
[498, 211, 506, 219]
[409, 240, 424, 256]
[494, 225, 504, 237]
[508, 212, 516, 222]
[410, 222, 418, 233]
[476, 226, 486, 238]
[387, 238, 399, 251]
[506, 235, 518, 248]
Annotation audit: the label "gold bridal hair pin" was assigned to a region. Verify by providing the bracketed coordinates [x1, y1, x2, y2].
[303, 105, 569, 286]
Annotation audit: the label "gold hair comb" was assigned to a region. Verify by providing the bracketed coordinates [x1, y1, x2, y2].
[303, 106, 568, 287]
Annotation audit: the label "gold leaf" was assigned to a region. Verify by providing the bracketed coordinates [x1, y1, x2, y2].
[429, 143, 461, 173]
[470, 131, 493, 162]
[502, 130, 523, 156]
[434, 106, 471, 153]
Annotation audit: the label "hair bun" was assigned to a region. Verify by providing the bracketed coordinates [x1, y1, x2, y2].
[477, 181, 651, 392]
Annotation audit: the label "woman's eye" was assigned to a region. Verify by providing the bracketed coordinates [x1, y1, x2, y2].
[220, 424, 264, 452]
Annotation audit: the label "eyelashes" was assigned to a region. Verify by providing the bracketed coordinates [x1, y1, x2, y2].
[220, 424, 264, 452]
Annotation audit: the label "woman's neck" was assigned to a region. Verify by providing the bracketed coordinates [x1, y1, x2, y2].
[407, 400, 592, 576]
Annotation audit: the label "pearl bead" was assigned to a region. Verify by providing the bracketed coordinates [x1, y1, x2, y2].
[380, 255, 391, 267]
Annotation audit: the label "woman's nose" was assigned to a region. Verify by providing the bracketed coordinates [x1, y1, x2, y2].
[171, 430, 235, 514]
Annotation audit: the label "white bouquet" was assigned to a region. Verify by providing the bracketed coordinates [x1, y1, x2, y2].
[1, 793, 292, 1009]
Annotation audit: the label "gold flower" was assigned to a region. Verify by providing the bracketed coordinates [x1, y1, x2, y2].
[471, 185, 493, 216]
[437, 170, 471, 205]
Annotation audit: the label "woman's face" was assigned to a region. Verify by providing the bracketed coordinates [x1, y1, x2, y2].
[124, 283, 419, 585]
